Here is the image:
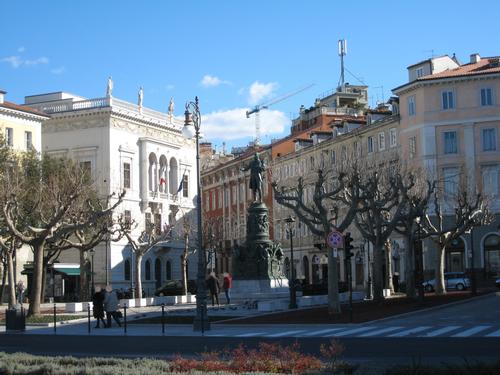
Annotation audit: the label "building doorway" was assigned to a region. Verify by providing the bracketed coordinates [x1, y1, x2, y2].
[446, 238, 465, 273]
[484, 234, 500, 277]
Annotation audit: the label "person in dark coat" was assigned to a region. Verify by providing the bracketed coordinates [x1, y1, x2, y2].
[92, 287, 106, 328]
[206, 272, 220, 307]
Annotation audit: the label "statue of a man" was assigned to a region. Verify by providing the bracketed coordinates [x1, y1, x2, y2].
[138, 86, 144, 107]
[242, 153, 266, 202]
[106, 76, 113, 97]
[168, 97, 174, 122]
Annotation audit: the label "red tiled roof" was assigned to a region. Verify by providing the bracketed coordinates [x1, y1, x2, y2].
[0, 101, 49, 117]
[417, 57, 500, 81]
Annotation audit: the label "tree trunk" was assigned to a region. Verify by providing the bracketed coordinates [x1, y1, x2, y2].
[135, 252, 143, 299]
[28, 242, 44, 317]
[0, 258, 6, 305]
[372, 242, 384, 302]
[435, 244, 446, 295]
[6, 251, 16, 308]
[385, 242, 394, 294]
[327, 247, 340, 314]
[79, 250, 89, 301]
[403, 236, 416, 299]
[182, 233, 188, 296]
[40, 262, 47, 304]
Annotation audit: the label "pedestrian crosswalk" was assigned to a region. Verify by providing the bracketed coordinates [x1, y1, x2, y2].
[205, 325, 500, 339]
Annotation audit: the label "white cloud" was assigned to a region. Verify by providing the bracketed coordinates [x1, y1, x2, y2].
[51, 66, 65, 75]
[17, 46, 26, 53]
[248, 81, 278, 105]
[202, 107, 288, 141]
[25, 57, 49, 66]
[1, 55, 49, 68]
[1, 56, 23, 68]
[166, 84, 175, 91]
[200, 74, 231, 87]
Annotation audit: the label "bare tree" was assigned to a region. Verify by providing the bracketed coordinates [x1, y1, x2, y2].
[272, 161, 366, 313]
[354, 165, 415, 302]
[421, 178, 491, 295]
[114, 215, 172, 298]
[1, 153, 124, 316]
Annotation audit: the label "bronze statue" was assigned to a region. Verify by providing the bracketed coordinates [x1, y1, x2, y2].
[242, 153, 265, 202]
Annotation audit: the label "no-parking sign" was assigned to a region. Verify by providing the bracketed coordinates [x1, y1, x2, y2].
[327, 230, 343, 248]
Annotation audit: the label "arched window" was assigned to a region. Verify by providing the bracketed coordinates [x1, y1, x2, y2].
[484, 234, 500, 276]
[148, 153, 158, 192]
[124, 259, 131, 281]
[145, 259, 151, 280]
[159, 155, 168, 193]
[166, 260, 172, 280]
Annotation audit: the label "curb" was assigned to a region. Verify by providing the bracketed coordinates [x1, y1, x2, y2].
[363, 292, 496, 325]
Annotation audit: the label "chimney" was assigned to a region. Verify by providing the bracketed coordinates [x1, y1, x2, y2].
[0, 90, 5, 104]
[470, 53, 481, 64]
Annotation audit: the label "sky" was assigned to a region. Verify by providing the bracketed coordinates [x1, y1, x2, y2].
[1, 0, 499, 151]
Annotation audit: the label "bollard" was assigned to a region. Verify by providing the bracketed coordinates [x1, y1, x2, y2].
[123, 304, 127, 334]
[161, 303, 165, 335]
[87, 303, 91, 334]
[53, 303, 57, 334]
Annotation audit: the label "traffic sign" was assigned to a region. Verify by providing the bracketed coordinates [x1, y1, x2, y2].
[327, 230, 344, 248]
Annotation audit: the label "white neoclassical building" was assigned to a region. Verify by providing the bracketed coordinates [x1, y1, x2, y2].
[25, 88, 198, 297]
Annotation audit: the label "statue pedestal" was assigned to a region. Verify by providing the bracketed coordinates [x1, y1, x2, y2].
[231, 278, 289, 300]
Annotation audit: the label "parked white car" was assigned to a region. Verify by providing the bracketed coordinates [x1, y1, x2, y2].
[423, 272, 471, 292]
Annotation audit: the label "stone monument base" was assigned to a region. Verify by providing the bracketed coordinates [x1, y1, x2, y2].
[230, 278, 290, 300]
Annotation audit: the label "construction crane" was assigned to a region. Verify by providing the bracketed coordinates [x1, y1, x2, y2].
[246, 83, 314, 146]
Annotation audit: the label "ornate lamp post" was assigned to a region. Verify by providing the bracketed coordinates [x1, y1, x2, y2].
[285, 215, 297, 309]
[183, 96, 210, 332]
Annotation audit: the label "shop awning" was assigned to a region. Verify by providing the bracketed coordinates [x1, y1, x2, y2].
[55, 268, 80, 276]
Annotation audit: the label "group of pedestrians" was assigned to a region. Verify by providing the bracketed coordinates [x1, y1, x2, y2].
[206, 272, 232, 307]
[91, 286, 122, 328]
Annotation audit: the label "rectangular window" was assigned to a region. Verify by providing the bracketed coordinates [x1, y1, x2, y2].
[145, 212, 151, 230]
[79, 161, 92, 181]
[482, 165, 499, 196]
[416, 67, 424, 78]
[123, 162, 131, 189]
[182, 175, 188, 197]
[25, 131, 32, 150]
[232, 186, 236, 205]
[341, 145, 347, 161]
[367, 136, 374, 153]
[5, 128, 13, 147]
[211, 191, 216, 210]
[444, 131, 458, 154]
[480, 88, 493, 106]
[409, 136, 417, 159]
[482, 128, 496, 151]
[124, 210, 132, 228]
[331, 149, 336, 164]
[443, 167, 459, 196]
[442, 90, 455, 110]
[205, 192, 209, 211]
[218, 189, 222, 208]
[408, 95, 416, 116]
[378, 132, 386, 151]
[389, 128, 397, 148]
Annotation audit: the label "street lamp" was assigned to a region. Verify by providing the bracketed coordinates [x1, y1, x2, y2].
[285, 215, 297, 309]
[89, 249, 95, 295]
[415, 217, 424, 303]
[363, 239, 373, 300]
[183, 96, 210, 332]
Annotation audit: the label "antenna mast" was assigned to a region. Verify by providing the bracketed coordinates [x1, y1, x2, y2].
[338, 39, 347, 89]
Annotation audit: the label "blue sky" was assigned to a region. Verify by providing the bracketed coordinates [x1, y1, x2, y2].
[1, 0, 498, 150]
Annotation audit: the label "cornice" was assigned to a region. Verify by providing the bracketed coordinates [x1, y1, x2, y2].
[0, 106, 49, 122]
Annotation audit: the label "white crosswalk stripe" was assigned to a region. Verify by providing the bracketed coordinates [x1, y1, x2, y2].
[388, 326, 431, 337]
[420, 326, 461, 337]
[236, 332, 267, 337]
[356, 326, 403, 337]
[452, 326, 492, 338]
[327, 326, 379, 337]
[485, 329, 500, 337]
[266, 330, 305, 337]
[298, 328, 346, 337]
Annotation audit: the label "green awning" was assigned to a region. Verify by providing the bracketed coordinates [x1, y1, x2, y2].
[55, 268, 80, 276]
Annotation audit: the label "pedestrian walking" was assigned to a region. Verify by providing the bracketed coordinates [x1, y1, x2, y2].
[223, 272, 232, 305]
[92, 287, 107, 328]
[206, 272, 220, 307]
[103, 285, 122, 328]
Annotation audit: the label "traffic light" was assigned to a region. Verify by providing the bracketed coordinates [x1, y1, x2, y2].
[344, 232, 354, 258]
